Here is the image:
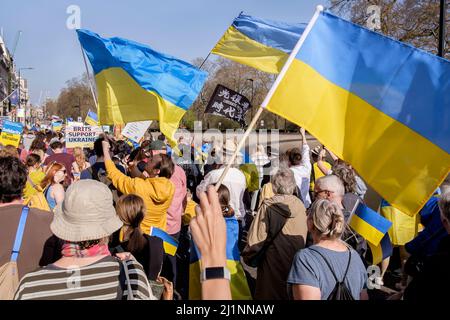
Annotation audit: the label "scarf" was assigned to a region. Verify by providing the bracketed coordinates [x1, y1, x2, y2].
[62, 242, 111, 258]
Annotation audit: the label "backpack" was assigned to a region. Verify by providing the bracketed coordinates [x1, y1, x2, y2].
[24, 177, 51, 212]
[309, 247, 354, 300]
[0, 207, 30, 300]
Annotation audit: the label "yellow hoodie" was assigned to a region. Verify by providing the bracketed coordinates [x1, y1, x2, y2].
[105, 160, 174, 233]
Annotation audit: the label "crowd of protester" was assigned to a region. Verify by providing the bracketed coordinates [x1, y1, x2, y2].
[0, 125, 449, 300]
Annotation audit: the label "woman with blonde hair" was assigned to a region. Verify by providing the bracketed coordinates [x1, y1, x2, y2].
[288, 199, 368, 300]
[71, 147, 90, 181]
[40, 162, 66, 210]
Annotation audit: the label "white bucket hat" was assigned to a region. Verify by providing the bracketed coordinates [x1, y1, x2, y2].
[51, 180, 123, 242]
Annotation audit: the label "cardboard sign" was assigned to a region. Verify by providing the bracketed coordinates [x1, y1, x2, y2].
[65, 125, 103, 148]
[122, 121, 152, 143]
[0, 120, 23, 147]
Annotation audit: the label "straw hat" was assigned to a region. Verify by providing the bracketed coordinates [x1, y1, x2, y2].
[51, 180, 123, 242]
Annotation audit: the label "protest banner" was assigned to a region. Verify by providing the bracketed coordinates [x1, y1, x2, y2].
[0, 116, 12, 129]
[0, 120, 24, 147]
[121, 121, 152, 143]
[204, 84, 251, 126]
[65, 125, 103, 148]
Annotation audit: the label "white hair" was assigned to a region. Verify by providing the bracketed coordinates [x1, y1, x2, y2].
[315, 175, 345, 196]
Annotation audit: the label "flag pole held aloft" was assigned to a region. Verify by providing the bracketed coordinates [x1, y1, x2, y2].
[215, 5, 324, 190]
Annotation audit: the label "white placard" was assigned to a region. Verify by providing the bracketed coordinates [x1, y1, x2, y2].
[121, 121, 152, 143]
[17, 108, 25, 118]
[65, 125, 103, 148]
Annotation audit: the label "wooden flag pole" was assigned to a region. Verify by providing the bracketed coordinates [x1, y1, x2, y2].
[215, 5, 324, 190]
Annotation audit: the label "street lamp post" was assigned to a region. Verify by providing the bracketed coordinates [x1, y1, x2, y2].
[438, 0, 447, 57]
[18, 67, 34, 126]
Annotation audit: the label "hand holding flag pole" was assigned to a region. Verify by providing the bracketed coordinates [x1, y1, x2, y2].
[215, 5, 324, 190]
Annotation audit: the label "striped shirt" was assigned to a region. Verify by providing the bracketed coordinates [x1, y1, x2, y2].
[14, 256, 156, 300]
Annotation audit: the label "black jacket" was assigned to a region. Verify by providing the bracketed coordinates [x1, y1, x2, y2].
[404, 234, 450, 300]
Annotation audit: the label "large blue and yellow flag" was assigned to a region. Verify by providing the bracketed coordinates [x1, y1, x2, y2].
[380, 199, 420, 246]
[77, 29, 208, 147]
[189, 217, 251, 300]
[85, 110, 98, 126]
[266, 11, 450, 216]
[212, 13, 306, 74]
[349, 202, 392, 246]
[149, 227, 178, 256]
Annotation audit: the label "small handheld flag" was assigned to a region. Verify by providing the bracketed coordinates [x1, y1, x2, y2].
[149, 227, 178, 256]
[368, 233, 393, 265]
[349, 201, 392, 246]
[85, 110, 98, 126]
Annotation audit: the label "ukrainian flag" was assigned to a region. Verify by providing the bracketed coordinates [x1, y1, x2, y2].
[380, 199, 420, 246]
[150, 227, 178, 256]
[189, 217, 252, 300]
[77, 29, 208, 147]
[368, 233, 393, 266]
[52, 121, 63, 132]
[349, 202, 392, 246]
[212, 13, 306, 74]
[266, 11, 450, 216]
[85, 110, 98, 126]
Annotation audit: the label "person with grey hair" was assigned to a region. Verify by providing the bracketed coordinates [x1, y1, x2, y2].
[288, 199, 368, 300]
[314, 175, 367, 258]
[404, 187, 450, 301]
[242, 168, 308, 300]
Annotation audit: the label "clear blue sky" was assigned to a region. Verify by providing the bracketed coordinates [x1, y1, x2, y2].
[0, 0, 326, 105]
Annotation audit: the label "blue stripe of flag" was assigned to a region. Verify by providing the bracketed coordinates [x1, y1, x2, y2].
[355, 203, 392, 234]
[150, 227, 178, 247]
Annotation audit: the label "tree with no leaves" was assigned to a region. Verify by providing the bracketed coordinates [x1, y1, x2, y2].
[329, 0, 449, 59]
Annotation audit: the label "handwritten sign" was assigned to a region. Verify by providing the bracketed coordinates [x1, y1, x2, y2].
[122, 121, 152, 143]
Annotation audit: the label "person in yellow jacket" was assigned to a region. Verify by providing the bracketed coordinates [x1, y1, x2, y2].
[102, 140, 175, 234]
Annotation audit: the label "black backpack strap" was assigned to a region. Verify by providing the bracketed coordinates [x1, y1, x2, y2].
[309, 247, 351, 284]
[342, 249, 352, 282]
[309, 248, 339, 283]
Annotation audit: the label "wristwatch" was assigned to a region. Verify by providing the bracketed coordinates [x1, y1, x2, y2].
[200, 267, 231, 282]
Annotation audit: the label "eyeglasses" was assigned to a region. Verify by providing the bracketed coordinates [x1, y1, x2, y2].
[314, 189, 334, 197]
